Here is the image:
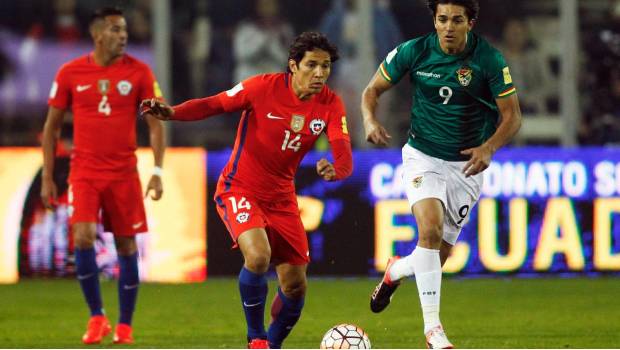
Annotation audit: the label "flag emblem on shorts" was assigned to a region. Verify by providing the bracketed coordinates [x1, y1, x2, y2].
[291, 115, 305, 132]
[236, 212, 250, 224]
[456, 66, 473, 87]
[412, 176, 423, 188]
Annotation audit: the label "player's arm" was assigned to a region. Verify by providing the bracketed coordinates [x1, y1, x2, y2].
[144, 114, 165, 200]
[461, 94, 522, 177]
[361, 69, 394, 146]
[41, 106, 65, 209]
[319, 100, 354, 182]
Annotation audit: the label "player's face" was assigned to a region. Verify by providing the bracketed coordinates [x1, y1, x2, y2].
[434, 4, 474, 54]
[289, 49, 332, 99]
[98, 15, 128, 57]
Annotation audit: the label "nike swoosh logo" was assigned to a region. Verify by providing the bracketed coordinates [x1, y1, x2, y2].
[243, 301, 262, 307]
[77, 272, 95, 280]
[123, 284, 139, 290]
[76, 84, 91, 92]
[267, 112, 285, 120]
[132, 222, 143, 229]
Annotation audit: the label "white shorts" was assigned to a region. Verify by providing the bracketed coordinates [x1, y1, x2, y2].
[401, 144, 483, 245]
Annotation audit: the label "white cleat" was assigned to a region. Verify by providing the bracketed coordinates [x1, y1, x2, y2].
[425, 325, 454, 349]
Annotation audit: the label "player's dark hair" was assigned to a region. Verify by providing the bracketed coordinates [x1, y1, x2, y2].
[287, 32, 339, 73]
[89, 7, 124, 27]
[427, 0, 479, 21]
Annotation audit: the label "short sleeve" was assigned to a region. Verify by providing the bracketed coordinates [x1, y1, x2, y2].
[487, 50, 517, 98]
[325, 95, 350, 142]
[379, 40, 415, 85]
[48, 65, 71, 110]
[217, 74, 265, 112]
[139, 66, 164, 101]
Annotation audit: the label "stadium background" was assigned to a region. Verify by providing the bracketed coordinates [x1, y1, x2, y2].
[0, 0, 619, 348]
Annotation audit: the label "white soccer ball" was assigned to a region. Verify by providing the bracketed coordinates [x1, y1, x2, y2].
[320, 324, 371, 349]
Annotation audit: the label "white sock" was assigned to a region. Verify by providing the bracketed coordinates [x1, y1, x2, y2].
[412, 246, 442, 334]
[388, 252, 416, 281]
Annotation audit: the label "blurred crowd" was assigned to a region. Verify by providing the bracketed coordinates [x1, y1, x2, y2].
[0, 0, 619, 148]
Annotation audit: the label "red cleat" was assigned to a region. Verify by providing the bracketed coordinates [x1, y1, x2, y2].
[82, 315, 112, 344]
[113, 323, 134, 344]
[248, 338, 269, 349]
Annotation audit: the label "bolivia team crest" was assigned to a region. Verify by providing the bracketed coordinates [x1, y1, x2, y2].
[456, 66, 473, 87]
[117, 80, 132, 96]
[291, 115, 305, 133]
[98, 79, 110, 95]
[412, 176, 423, 188]
[309, 118, 326, 135]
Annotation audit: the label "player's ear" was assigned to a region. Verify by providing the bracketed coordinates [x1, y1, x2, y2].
[288, 59, 298, 73]
[468, 19, 476, 31]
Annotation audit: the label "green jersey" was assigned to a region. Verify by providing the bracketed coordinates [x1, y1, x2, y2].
[380, 32, 516, 161]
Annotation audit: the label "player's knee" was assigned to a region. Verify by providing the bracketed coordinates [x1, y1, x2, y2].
[73, 226, 96, 249]
[417, 223, 443, 248]
[115, 237, 137, 256]
[244, 249, 271, 273]
[281, 279, 307, 299]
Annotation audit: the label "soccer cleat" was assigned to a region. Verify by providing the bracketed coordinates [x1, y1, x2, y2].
[82, 315, 112, 344]
[113, 323, 134, 344]
[370, 256, 401, 313]
[425, 325, 453, 349]
[247, 338, 269, 349]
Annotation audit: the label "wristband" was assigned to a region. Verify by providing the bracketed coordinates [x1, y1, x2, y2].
[153, 166, 163, 177]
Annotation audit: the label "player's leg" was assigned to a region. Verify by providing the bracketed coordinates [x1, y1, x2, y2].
[216, 192, 271, 347]
[103, 177, 148, 344]
[268, 263, 307, 349]
[70, 181, 111, 344]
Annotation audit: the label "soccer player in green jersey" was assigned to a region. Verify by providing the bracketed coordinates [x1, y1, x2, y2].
[363, 0, 522, 348]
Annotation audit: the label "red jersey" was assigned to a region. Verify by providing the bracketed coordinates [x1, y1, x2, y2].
[207, 73, 351, 200]
[48, 53, 162, 180]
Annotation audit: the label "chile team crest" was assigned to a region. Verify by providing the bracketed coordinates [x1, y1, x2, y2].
[291, 115, 305, 132]
[309, 118, 326, 135]
[456, 66, 473, 87]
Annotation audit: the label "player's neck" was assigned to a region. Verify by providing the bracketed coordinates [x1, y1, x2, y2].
[92, 49, 122, 67]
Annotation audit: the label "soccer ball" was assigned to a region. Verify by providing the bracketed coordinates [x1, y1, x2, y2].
[320, 324, 371, 349]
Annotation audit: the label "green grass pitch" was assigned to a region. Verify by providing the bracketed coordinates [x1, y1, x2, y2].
[0, 277, 618, 348]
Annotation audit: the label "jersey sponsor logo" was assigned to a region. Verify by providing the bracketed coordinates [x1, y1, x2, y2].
[291, 115, 305, 133]
[117, 80, 132, 96]
[309, 118, 326, 135]
[416, 71, 441, 79]
[386, 47, 398, 64]
[267, 112, 285, 120]
[236, 212, 250, 224]
[412, 176, 423, 188]
[97, 79, 110, 95]
[341, 116, 349, 134]
[49, 81, 58, 98]
[503, 67, 513, 85]
[456, 66, 473, 87]
[226, 82, 244, 97]
[76, 84, 92, 92]
[153, 81, 163, 98]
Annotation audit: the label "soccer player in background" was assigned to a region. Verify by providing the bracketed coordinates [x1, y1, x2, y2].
[362, 0, 522, 348]
[142, 32, 353, 349]
[41, 7, 166, 345]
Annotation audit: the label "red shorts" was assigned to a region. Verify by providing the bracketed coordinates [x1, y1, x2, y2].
[68, 177, 148, 236]
[215, 191, 309, 265]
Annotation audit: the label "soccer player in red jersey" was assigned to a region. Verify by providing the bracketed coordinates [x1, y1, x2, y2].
[41, 7, 165, 345]
[142, 32, 352, 349]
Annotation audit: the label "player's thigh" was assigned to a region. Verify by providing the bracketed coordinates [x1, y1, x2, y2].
[101, 177, 148, 236]
[402, 144, 448, 210]
[441, 161, 483, 245]
[265, 202, 309, 266]
[69, 180, 101, 247]
[214, 192, 268, 245]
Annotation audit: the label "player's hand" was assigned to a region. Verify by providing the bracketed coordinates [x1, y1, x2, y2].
[145, 174, 163, 200]
[140, 98, 174, 120]
[316, 158, 337, 181]
[364, 119, 391, 146]
[461, 143, 495, 177]
[41, 177, 58, 209]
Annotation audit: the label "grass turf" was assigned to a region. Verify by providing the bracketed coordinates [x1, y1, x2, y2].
[0, 277, 618, 348]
